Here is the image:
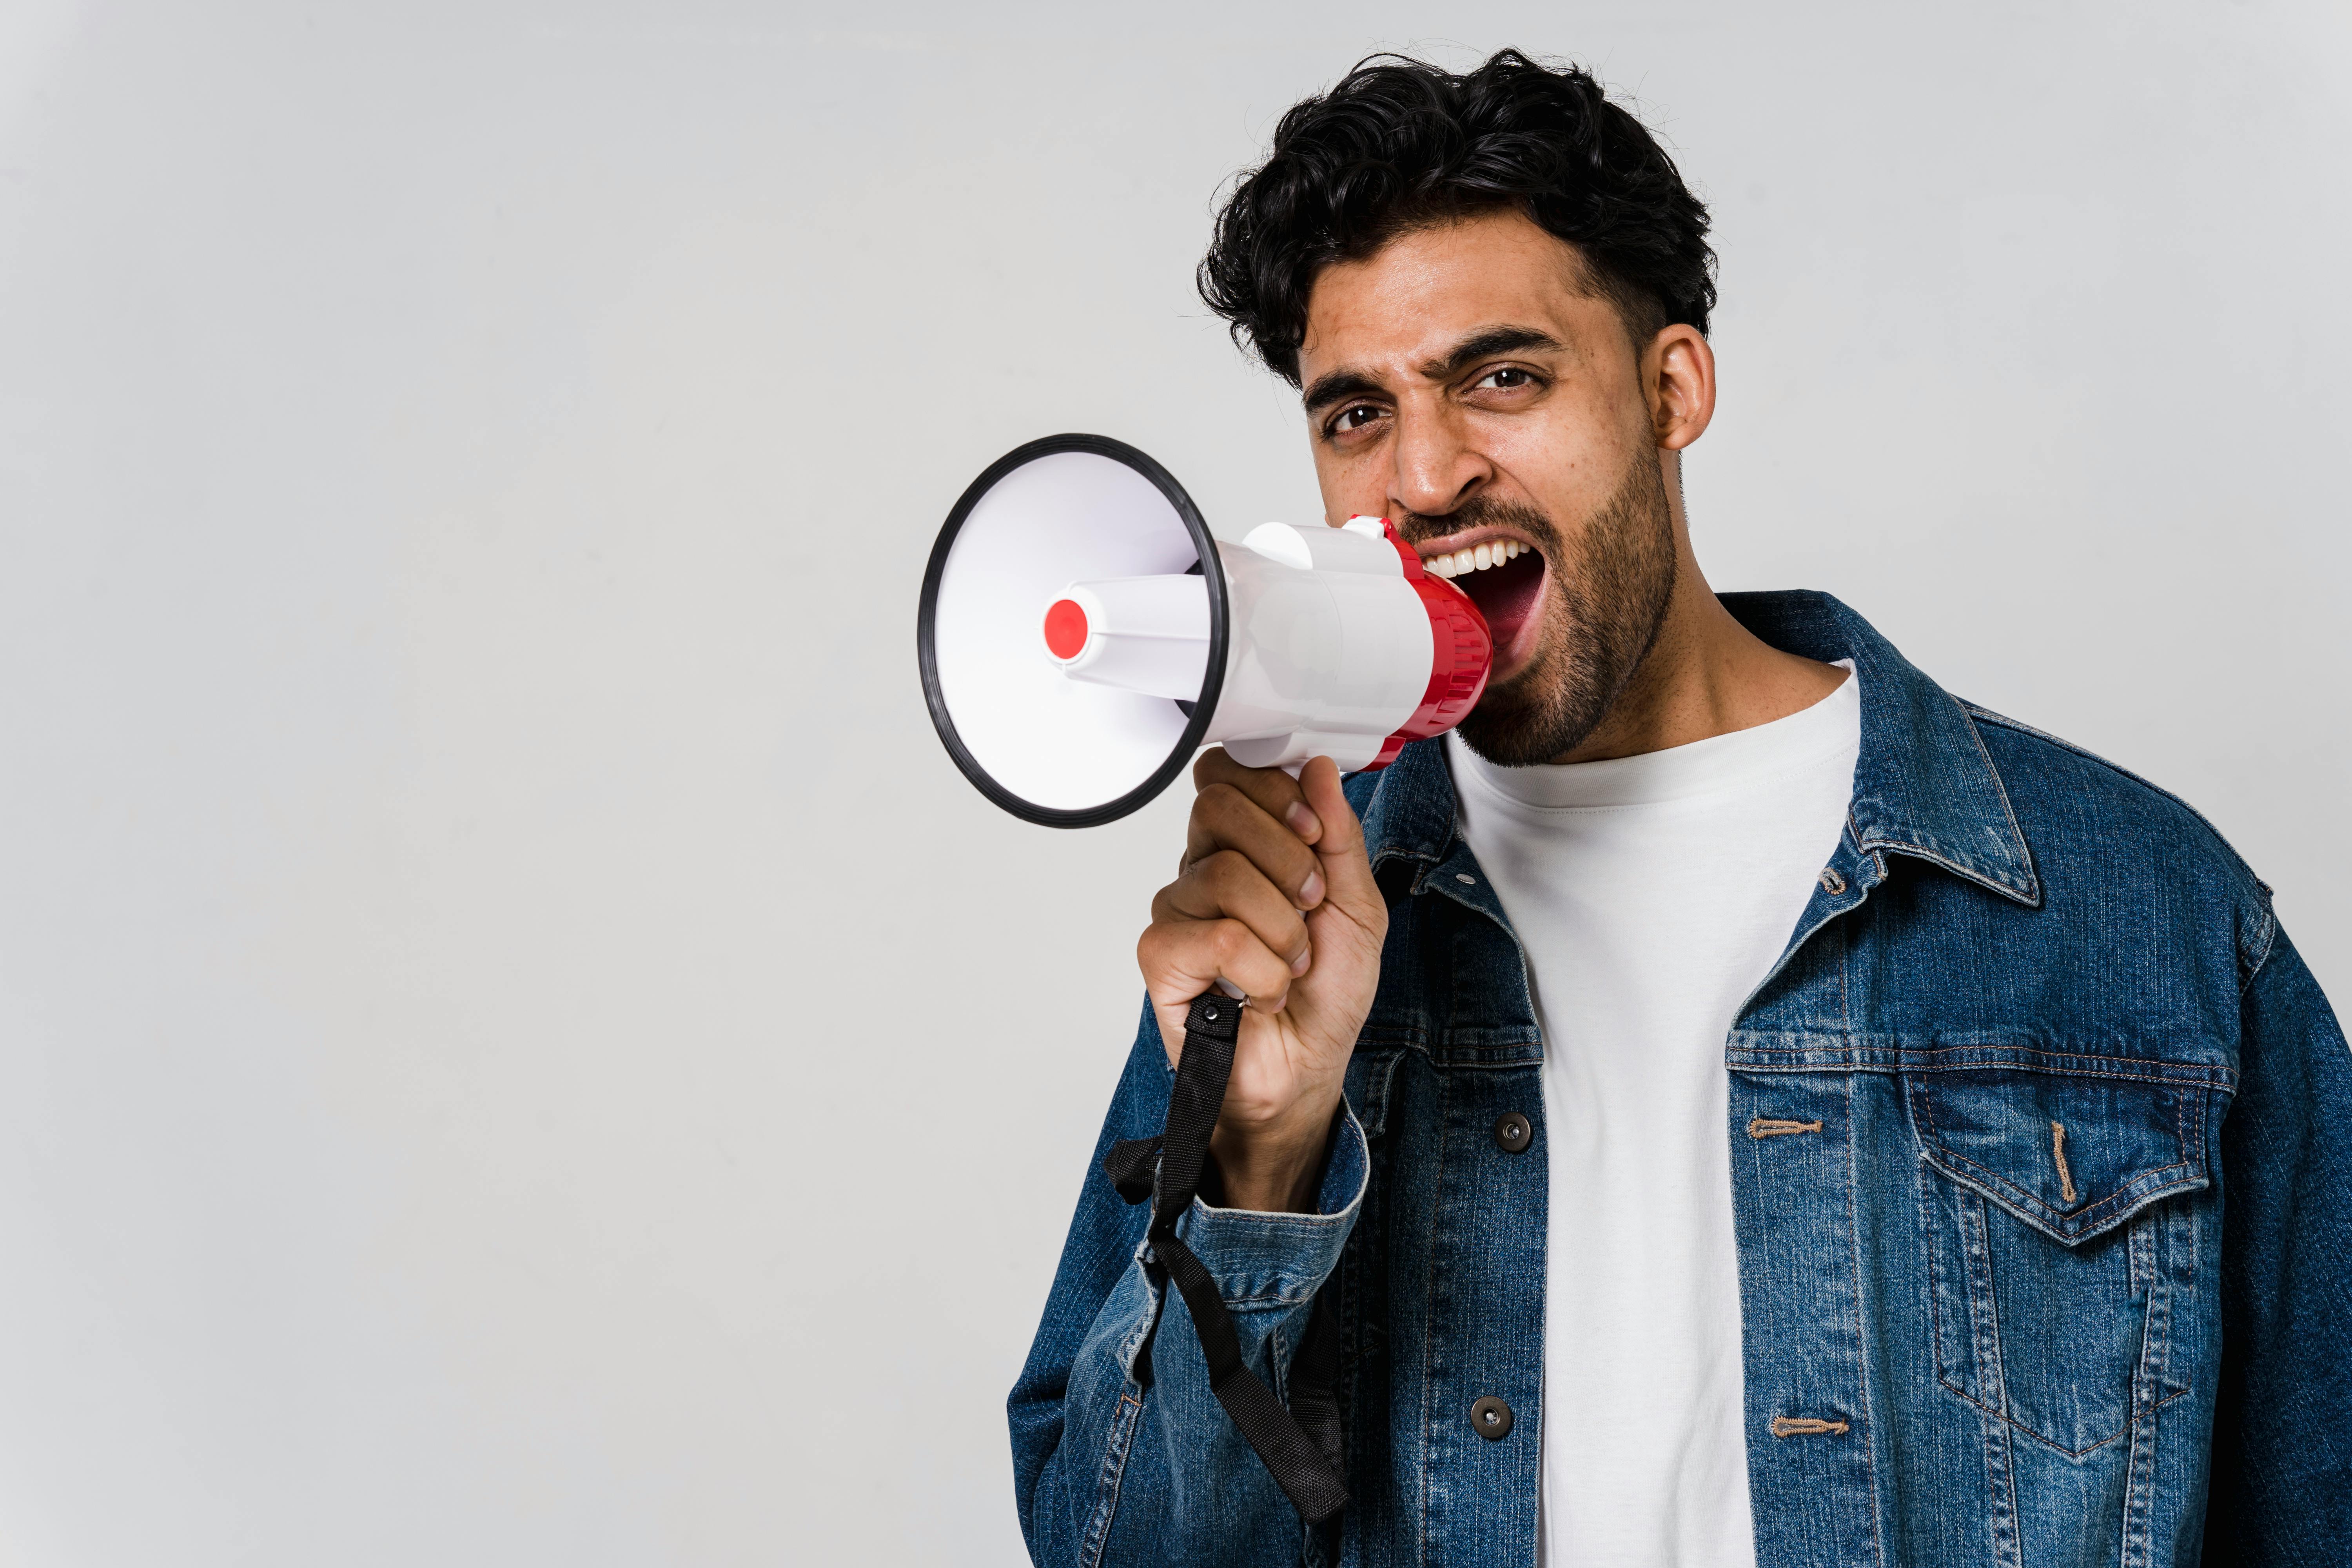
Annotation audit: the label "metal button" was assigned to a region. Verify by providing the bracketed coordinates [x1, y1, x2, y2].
[1455, 873, 1477, 884]
[1470, 1396, 1514, 1441]
[1818, 867, 1846, 894]
[1492, 1112, 1532, 1154]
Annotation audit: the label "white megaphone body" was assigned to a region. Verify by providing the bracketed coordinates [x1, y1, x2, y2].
[919, 433, 1492, 825]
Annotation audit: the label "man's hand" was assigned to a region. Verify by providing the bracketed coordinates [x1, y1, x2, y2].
[1137, 750, 1388, 1213]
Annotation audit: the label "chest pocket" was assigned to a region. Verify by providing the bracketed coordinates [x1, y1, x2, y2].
[1908, 1068, 2213, 1456]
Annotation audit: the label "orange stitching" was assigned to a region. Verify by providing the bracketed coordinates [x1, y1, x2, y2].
[1748, 1118, 1825, 1139]
[2051, 1121, 2078, 1205]
[1724, 1042, 2235, 1086]
[1770, 1416, 1851, 1437]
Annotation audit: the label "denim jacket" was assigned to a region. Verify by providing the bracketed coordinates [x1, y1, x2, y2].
[1009, 591, 2349, 1567]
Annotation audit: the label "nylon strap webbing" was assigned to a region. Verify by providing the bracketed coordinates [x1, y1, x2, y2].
[1101, 991, 1349, 1526]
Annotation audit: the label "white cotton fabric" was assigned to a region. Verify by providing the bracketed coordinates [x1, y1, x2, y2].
[1445, 662, 1860, 1568]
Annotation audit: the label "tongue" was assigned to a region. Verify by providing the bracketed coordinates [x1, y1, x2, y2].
[1458, 550, 1544, 653]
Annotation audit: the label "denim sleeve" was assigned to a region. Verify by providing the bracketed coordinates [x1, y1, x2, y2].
[2203, 923, 2352, 1559]
[1008, 1000, 1368, 1568]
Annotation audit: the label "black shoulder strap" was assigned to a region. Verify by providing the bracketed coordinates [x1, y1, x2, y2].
[1100, 991, 1350, 1525]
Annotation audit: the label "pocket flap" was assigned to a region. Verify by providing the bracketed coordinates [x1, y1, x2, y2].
[1907, 1071, 2212, 1245]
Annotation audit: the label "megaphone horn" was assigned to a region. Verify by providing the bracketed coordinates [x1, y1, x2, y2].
[917, 434, 1492, 826]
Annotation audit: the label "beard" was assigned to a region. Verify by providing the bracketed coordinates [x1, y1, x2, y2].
[1416, 451, 1679, 767]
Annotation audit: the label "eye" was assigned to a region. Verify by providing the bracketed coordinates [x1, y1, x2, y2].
[1325, 403, 1387, 441]
[1475, 365, 1536, 392]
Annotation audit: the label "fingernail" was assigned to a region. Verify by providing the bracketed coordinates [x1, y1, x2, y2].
[1299, 869, 1325, 908]
[1285, 802, 1323, 840]
[1290, 946, 1312, 977]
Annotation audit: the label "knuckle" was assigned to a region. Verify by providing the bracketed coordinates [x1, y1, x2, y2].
[1184, 853, 1254, 909]
[1199, 848, 1257, 890]
[1190, 786, 1245, 839]
[1140, 917, 1196, 962]
[1212, 920, 1266, 969]
[1194, 779, 1240, 811]
[1237, 782, 1297, 822]
[1204, 782, 1258, 829]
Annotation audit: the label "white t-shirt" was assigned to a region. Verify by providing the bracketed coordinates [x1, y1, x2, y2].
[1445, 664, 1860, 1568]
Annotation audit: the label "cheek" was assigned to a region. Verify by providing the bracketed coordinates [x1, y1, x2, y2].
[1308, 445, 1389, 519]
[1479, 402, 1637, 512]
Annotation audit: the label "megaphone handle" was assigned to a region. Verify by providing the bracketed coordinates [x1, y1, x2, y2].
[1098, 990, 1350, 1525]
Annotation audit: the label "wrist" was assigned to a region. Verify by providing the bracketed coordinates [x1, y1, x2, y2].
[1209, 1092, 1342, 1214]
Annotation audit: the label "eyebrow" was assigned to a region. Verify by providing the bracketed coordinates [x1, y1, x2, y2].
[1421, 325, 1563, 380]
[1300, 324, 1566, 415]
[1300, 369, 1385, 416]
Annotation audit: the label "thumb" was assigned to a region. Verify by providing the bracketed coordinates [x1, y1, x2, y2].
[1297, 756, 1380, 912]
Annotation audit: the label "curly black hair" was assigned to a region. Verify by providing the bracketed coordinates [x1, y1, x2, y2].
[1198, 50, 1716, 384]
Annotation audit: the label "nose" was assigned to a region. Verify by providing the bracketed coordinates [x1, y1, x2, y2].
[1389, 403, 1492, 521]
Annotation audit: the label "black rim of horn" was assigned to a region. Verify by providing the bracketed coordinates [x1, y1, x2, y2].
[916, 432, 1229, 829]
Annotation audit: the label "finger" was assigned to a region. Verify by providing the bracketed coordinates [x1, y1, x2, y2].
[1182, 782, 1327, 911]
[1196, 748, 1324, 848]
[1152, 850, 1312, 973]
[1296, 756, 1379, 909]
[1138, 916, 1296, 1015]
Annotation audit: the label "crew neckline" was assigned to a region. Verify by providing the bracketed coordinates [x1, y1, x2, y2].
[1447, 661, 1858, 811]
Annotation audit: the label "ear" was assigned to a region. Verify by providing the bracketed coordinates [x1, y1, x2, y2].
[1645, 324, 1716, 452]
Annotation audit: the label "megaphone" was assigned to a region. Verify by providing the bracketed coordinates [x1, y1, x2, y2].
[915, 433, 1498, 1526]
[917, 433, 1492, 825]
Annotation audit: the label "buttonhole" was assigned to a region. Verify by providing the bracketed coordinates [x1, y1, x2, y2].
[1748, 1118, 1824, 1139]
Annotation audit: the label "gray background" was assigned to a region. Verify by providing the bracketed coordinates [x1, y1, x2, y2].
[0, 2, 2345, 1562]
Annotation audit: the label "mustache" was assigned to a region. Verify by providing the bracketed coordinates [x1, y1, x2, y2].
[1394, 496, 1562, 552]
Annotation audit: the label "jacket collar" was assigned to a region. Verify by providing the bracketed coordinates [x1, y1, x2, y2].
[1359, 590, 2040, 907]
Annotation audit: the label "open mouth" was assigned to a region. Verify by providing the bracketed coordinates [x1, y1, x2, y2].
[1420, 537, 1546, 678]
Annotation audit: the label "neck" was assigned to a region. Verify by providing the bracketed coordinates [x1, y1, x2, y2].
[1548, 479, 1844, 766]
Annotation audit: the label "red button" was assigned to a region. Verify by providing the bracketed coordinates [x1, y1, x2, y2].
[1042, 599, 1089, 660]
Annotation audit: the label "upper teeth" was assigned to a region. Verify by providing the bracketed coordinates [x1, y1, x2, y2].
[1423, 539, 1528, 579]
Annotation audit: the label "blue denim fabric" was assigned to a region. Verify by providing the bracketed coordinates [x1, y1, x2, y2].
[1009, 591, 2350, 1566]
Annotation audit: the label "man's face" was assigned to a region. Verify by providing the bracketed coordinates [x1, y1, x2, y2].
[1296, 209, 1688, 765]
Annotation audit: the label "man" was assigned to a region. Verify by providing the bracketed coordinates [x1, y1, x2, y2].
[1009, 50, 2347, 1566]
